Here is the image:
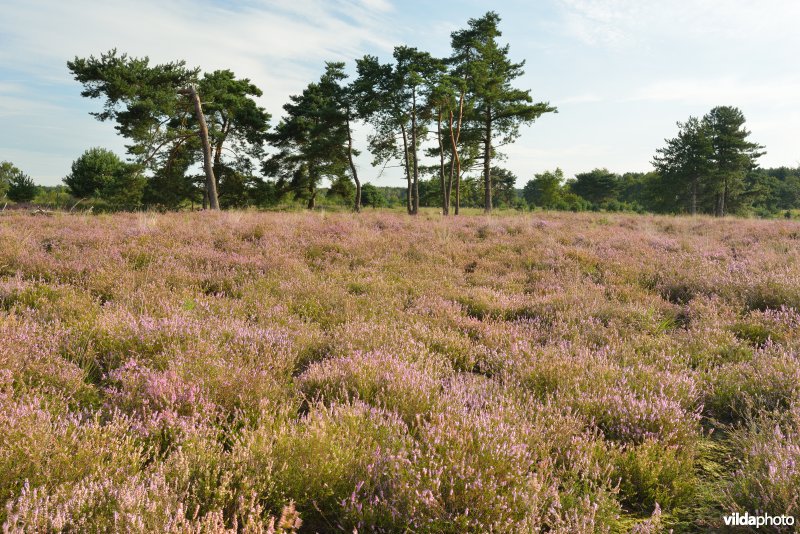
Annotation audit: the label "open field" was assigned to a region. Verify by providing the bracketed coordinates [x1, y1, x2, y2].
[1, 210, 799, 532]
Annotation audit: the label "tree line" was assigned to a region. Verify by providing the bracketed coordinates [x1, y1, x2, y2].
[3, 11, 798, 217]
[54, 11, 553, 214]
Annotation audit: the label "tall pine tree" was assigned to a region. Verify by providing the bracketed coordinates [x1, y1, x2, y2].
[450, 12, 556, 213]
[704, 106, 764, 216]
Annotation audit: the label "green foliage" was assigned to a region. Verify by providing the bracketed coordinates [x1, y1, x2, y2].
[0, 161, 14, 198]
[569, 168, 620, 206]
[652, 106, 764, 216]
[33, 186, 75, 209]
[199, 69, 271, 164]
[450, 11, 556, 211]
[63, 147, 125, 199]
[216, 160, 269, 209]
[326, 175, 355, 204]
[142, 149, 199, 210]
[613, 440, 698, 514]
[62, 149, 145, 210]
[100, 164, 146, 210]
[653, 117, 714, 214]
[354, 48, 443, 213]
[417, 176, 442, 207]
[490, 166, 518, 207]
[264, 63, 352, 209]
[359, 183, 385, 208]
[2, 163, 38, 203]
[523, 168, 564, 209]
[69, 50, 270, 212]
[68, 50, 199, 168]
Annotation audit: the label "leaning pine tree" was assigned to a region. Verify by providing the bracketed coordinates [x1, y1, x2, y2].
[68, 50, 225, 209]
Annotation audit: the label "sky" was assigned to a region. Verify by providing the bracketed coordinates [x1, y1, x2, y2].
[1, 0, 799, 188]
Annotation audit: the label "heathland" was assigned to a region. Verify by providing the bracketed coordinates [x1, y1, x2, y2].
[1, 210, 799, 532]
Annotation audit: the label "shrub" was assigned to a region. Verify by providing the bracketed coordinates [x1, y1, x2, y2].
[722, 405, 800, 519]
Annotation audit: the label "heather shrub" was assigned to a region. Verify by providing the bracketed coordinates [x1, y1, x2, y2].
[4, 462, 301, 533]
[177, 351, 293, 424]
[104, 359, 216, 438]
[514, 348, 701, 446]
[2, 210, 800, 531]
[0, 317, 100, 408]
[237, 401, 412, 533]
[730, 321, 782, 348]
[640, 268, 705, 305]
[742, 279, 800, 312]
[411, 322, 496, 373]
[64, 313, 198, 377]
[297, 350, 448, 426]
[613, 439, 699, 515]
[569, 388, 701, 446]
[0, 396, 143, 523]
[513, 345, 617, 399]
[722, 404, 800, 519]
[730, 306, 800, 349]
[362, 376, 623, 533]
[0, 277, 99, 324]
[704, 349, 800, 423]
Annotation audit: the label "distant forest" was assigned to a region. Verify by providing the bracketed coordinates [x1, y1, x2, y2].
[1, 11, 797, 218]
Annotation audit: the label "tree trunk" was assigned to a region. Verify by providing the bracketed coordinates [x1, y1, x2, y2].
[483, 106, 492, 214]
[411, 87, 420, 215]
[446, 111, 455, 215]
[722, 176, 729, 217]
[437, 109, 447, 215]
[213, 118, 227, 169]
[212, 118, 228, 189]
[183, 86, 219, 210]
[401, 123, 413, 215]
[455, 172, 461, 215]
[691, 178, 697, 216]
[346, 115, 361, 213]
[307, 181, 316, 210]
[450, 92, 464, 216]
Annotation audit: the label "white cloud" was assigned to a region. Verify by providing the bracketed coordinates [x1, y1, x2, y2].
[0, 0, 399, 183]
[627, 77, 800, 106]
[557, 0, 800, 48]
[558, 93, 604, 105]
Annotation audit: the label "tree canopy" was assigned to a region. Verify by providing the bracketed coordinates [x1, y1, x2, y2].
[450, 11, 556, 212]
[263, 63, 351, 209]
[50, 17, 800, 219]
[652, 106, 764, 216]
[2, 162, 38, 203]
[68, 50, 271, 210]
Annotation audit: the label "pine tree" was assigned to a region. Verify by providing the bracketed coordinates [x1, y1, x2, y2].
[703, 106, 765, 216]
[264, 64, 349, 209]
[450, 12, 556, 213]
[653, 117, 714, 215]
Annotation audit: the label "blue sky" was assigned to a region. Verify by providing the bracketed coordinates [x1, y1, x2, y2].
[1, 0, 799, 187]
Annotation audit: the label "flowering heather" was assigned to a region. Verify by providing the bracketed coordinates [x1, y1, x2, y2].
[1, 210, 799, 532]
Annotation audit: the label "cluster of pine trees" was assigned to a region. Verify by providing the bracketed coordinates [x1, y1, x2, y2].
[515, 106, 793, 217]
[60, 11, 553, 214]
[4, 12, 798, 217]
